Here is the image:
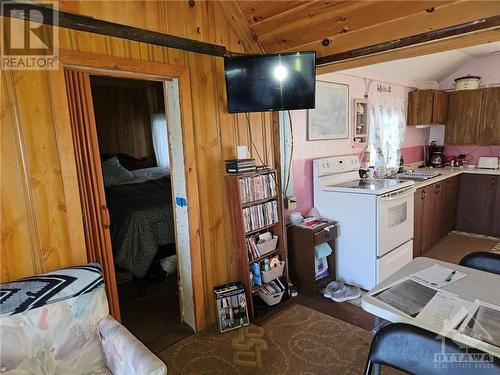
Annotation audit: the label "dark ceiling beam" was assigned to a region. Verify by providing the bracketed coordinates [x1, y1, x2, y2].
[316, 15, 500, 66]
[1, 1, 230, 57]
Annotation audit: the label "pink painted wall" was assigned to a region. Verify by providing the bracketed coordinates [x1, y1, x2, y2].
[289, 72, 426, 215]
[439, 54, 500, 90]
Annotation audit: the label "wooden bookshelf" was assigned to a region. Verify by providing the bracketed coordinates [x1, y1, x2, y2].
[225, 169, 288, 322]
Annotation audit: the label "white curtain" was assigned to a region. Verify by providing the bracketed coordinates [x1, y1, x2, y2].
[151, 113, 170, 169]
[367, 92, 407, 177]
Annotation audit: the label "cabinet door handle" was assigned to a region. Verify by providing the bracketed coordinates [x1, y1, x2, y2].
[492, 178, 496, 186]
[421, 190, 426, 199]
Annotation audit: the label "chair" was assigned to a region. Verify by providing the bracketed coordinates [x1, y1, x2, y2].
[459, 251, 500, 276]
[0, 264, 167, 375]
[364, 323, 500, 375]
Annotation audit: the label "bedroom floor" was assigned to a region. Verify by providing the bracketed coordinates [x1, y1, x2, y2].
[118, 272, 194, 354]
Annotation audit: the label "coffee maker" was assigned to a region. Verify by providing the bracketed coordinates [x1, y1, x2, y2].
[427, 142, 445, 168]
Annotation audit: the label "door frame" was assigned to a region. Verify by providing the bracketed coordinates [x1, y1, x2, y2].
[48, 50, 205, 331]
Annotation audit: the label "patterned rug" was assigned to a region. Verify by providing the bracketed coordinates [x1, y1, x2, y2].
[159, 304, 402, 375]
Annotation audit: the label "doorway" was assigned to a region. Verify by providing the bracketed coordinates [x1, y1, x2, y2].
[63, 65, 197, 353]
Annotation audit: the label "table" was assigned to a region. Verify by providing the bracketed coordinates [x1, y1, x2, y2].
[362, 257, 500, 359]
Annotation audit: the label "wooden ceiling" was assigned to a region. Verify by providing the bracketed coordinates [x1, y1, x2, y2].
[233, 1, 500, 65]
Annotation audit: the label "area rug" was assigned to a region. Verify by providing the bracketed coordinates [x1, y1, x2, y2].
[159, 304, 402, 375]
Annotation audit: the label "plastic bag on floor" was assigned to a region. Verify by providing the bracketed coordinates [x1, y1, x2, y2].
[160, 255, 177, 275]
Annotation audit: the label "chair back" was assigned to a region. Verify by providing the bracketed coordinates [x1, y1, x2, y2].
[459, 252, 500, 276]
[0, 264, 109, 374]
[364, 323, 500, 375]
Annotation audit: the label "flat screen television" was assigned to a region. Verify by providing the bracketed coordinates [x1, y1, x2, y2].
[224, 52, 316, 113]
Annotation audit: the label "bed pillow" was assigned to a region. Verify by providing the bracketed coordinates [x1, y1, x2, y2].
[102, 157, 134, 187]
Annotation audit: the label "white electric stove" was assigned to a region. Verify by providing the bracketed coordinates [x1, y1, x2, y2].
[313, 155, 416, 290]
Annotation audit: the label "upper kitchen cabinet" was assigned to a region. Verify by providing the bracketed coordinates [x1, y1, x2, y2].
[407, 89, 448, 125]
[479, 87, 500, 145]
[445, 87, 500, 145]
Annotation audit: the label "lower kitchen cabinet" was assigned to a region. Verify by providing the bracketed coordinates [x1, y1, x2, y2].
[456, 174, 499, 236]
[492, 176, 500, 237]
[413, 187, 425, 257]
[444, 175, 460, 234]
[414, 176, 460, 257]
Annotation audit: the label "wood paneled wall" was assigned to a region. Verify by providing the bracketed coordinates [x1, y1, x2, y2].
[0, 1, 274, 326]
[91, 77, 160, 162]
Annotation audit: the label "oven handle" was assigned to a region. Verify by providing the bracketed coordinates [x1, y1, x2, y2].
[379, 187, 416, 201]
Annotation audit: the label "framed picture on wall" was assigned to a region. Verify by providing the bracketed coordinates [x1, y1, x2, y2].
[307, 81, 349, 141]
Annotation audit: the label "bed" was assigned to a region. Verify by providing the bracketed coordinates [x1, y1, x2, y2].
[103, 157, 175, 278]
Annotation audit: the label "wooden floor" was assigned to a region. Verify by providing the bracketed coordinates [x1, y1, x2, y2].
[118, 272, 194, 354]
[294, 232, 500, 332]
[423, 232, 499, 264]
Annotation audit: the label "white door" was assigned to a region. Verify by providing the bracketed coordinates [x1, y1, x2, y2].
[377, 187, 415, 256]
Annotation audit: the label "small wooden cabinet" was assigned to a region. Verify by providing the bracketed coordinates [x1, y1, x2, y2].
[446, 87, 500, 145]
[287, 221, 338, 297]
[456, 174, 500, 236]
[407, 89, 448, 125]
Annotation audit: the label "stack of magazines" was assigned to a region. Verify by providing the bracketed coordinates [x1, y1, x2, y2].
[225, 159, 256, 174]
[214, 282, 249, 333]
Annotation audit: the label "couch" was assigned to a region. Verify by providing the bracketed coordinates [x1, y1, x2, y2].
[0, 264, 167, 375]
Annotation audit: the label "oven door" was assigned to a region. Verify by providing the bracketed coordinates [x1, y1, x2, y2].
[377, 187, 415, 257]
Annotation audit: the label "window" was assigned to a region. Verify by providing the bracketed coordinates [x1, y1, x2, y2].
[367, 92, 406, 176]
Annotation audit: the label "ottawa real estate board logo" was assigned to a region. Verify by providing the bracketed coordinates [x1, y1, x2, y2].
[1, 2, 59, 70]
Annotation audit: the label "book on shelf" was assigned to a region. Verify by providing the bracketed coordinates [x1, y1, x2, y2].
[242, 200, 278, 233]
[246, 236, 261, 260]
[239, 173, 277, 203]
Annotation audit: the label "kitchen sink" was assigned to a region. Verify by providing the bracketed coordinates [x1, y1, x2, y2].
[396, 171, 441, 181]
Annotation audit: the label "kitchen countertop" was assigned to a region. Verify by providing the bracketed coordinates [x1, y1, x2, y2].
[409, 166, 500, 188]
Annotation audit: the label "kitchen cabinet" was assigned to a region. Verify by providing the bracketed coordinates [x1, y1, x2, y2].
[456, 174, 497, 235]
[413, 187, 425, 257]
[479, 87, 500, 145]
[429, 181, 447, 247]
[445, 87, 500, 145]
[414, 177, 458, 257]
[446, 89, 483, 145]
[492, 176, 500, 237]
[407, 89, 448, 125]
[415, 183, 442, 256]
[444, 175, 460, 234]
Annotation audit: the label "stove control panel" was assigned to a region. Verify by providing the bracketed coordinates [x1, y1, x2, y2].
[314, 155, 360, 177]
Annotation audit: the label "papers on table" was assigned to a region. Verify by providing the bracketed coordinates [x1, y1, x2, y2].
[459, 301, 500, 348]
[373, 278, 438, 317]
[415, 292, 475, 331]
[369, 276, 500, 349]
[409, 264, 466, 288]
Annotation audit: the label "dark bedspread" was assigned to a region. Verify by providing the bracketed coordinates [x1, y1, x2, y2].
[105, 177, 175, 277]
